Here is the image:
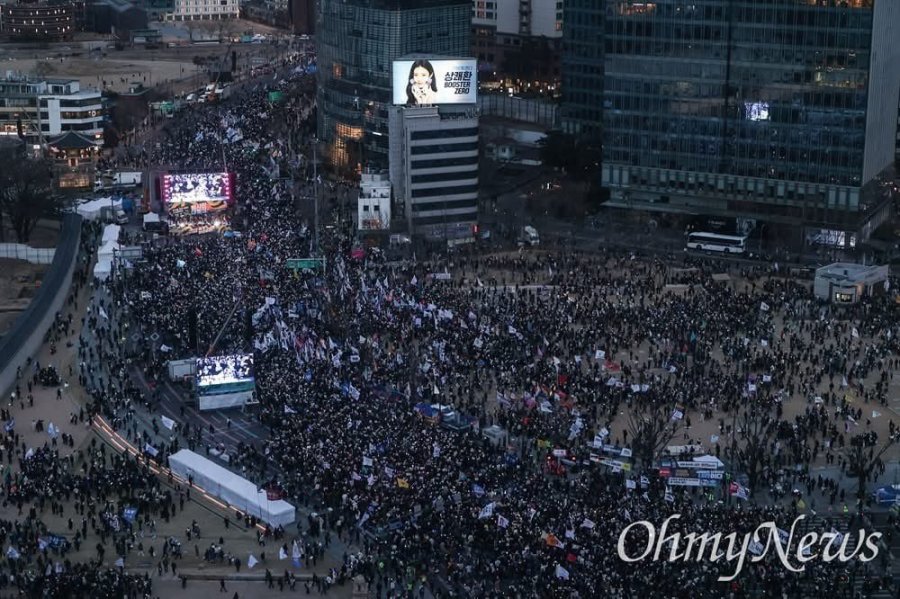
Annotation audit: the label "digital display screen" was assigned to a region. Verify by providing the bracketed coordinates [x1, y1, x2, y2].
[196, 354, 254, 387]
[745, 102, 770, 122]
[392, 59, 477, 105]
[162, 172, 233, 216]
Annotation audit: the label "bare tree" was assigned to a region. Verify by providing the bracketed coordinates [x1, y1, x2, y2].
[627, 403, 680, 473]
[846, 431, 896, 514]
[0, 156, 60, 243]
[731, 403, 777, 498]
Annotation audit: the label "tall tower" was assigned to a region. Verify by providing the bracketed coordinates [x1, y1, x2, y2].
[317, 0, 471, 172]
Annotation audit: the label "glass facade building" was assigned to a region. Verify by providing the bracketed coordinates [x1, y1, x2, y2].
[560, 0, 603, 142]
[317, 0, 471, 171]
[572, 0, 900, 243]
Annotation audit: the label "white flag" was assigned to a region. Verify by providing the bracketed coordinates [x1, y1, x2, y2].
[279, 547, 288, 560]
[872, 410, 882, 418]
[6, 547, 19, 560]
[580, 518, 595, 529]
[478, 503, 495, 519]
[496, 514, 509, 528]
[247, 554, 259, 569]
[160, 415, 175, 430]
[554, 564, 569, 580]
[144, 444, 158, 457]
[114, 557, 124, 568]
[99, 307, 109, 320]
[284, 405, 297, 414]
[47, 423, 59, 439]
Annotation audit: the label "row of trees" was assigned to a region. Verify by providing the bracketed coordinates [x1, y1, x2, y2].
[624, 398, 894, 512]
[0, 154, 60, 243]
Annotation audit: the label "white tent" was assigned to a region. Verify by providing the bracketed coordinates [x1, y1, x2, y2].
[93, 258, 113, 281]
[102, 224, 121, 243]
[98, 240, 120, 258]
[76, 198, 121, 221]
[168, 449, 295, 526]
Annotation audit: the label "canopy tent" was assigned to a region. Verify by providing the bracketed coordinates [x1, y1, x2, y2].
[93, 258, 113, 281]
[102, 224, 121, 243]
[167, 449, 295, 526]
[76, 198, 121, 221]
[98, 240, 120, 259]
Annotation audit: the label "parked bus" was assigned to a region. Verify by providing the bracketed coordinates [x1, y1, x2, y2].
[686, 231, 747, 254]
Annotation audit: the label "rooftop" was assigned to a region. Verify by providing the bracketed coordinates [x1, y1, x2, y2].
[815, 262, 888, 282]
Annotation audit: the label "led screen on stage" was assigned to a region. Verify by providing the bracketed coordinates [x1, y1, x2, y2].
[163, 172, 234, 215]
[196, 354, 254, 389]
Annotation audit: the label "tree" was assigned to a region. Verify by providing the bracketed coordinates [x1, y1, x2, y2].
[0, 156, 59, 243]
[731, 403, 777, 499]
[846, 431, 896, 514]
[627, 403, 680, 473]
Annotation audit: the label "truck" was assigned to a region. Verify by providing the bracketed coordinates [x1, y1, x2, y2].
[94, 171, 143, 192]
[143, 212, 169, 234]
[100, 205, 129, 225]
[518, 226, 540, 247]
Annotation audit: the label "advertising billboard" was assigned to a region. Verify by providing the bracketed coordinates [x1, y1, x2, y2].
[162, 172, 234, 216]
[392, 59, 477, 106]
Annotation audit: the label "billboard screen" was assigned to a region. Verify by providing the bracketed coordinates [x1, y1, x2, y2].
[392, 59, 477, 106]
[196, 354, 254, 389]
[162, 172, 234, 216]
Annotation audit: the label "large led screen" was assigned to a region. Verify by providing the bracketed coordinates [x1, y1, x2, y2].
[162, 172, 234, 215]
[196, 354, 254, 389]
[392, 59, 477, 106]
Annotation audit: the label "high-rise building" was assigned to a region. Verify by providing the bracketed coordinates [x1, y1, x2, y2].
[588, 0, 900, 246]
[471, 0, 563, 90]
[389, 104, 479, 238]
[559, 0, 602, 140]
[317, 0, 471, 171]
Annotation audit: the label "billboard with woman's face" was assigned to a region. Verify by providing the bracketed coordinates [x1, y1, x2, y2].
[392, 59, 477, 106]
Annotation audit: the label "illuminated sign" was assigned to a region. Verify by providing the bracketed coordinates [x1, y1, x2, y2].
[392, 59, 477, 106]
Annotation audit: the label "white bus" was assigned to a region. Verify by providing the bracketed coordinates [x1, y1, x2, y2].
[686, 232, 747, 254]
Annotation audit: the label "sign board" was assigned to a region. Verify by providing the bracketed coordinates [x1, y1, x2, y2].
[667, 477, 719, 488]
[392, 59, 477, 105]
[286, 258, 326, 272]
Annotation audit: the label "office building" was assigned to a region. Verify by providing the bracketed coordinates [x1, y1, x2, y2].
[317, 0, 471, 171]
[559, 0, 602, 140]
[357, 171, 392, 232]
[389, 105, 478, 238]
[288, 0, 312, 34]
[0, 77, 104, 147]
[0, 0, 74, 40]
[591, 0, 900, 246]
[167, 0, 237, 21]
[472, 0, 563, 90]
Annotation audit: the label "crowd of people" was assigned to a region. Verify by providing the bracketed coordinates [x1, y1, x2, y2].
[58, 47, 900, 599]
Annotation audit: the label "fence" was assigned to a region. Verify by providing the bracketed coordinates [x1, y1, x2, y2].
[478, 95, 559, 128]
[0, 244, 56, 264]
